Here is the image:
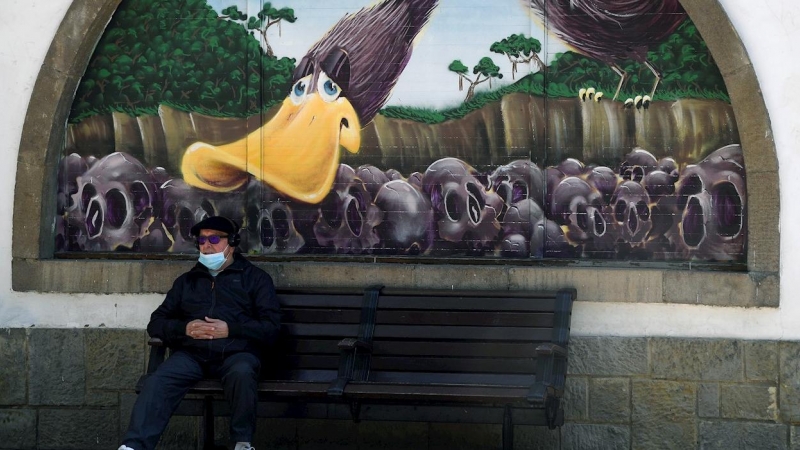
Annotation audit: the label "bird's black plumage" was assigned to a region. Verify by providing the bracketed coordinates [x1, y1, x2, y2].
[294, 0, 439, 124]
[524, 0, 686, 99]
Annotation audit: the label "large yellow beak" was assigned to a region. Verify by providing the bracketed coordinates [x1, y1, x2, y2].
[181, 93, 361, 203]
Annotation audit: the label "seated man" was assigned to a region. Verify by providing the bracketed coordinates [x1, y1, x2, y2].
[119, 216, 280, 450]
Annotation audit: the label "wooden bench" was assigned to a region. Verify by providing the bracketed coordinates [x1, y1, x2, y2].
[138, 287, 575, 450]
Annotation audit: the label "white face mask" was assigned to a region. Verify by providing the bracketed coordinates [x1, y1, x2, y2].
[198, 246, 229, 271]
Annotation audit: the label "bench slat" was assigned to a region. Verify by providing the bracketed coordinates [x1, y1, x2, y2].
[284, 323, 360, 337]
[380, 288, 567, 299]
[283, 308, 362, 324]
[280, 294, 363, 308]
[377, 296, 556, 312]
[374, 310, 554, 327]
[372, 341, 540, 358]
[372, 325, 552, 341]
[343, 381, 534, 403]
[370, 356, 536, 373]
[368, 371, 535, 386]
[279, 338, 343, 354]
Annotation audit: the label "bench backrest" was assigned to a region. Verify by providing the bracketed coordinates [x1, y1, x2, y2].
[365, 289, 574, 387]
[265, 287, 365, 382]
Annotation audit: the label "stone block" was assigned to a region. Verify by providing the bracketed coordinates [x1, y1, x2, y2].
[509, 267, 662, 303]
[160, 416, 199, 450]
[142, 261, 195, 293]
[212, 416, 230, 443]
[662, 271, 759, 306]
[36, 260, 145, 294]
[10, 260, 41, 292]
[29, 328, 85, 405]
[745, 177, 781, 274]
[699, 420, 787, 450]
[792, 425, 800, 450]
[649, 338, 743, 381]
[357, 421, 429, 450]
[429, 423, 500, 450]
[779, 342, 800, 422]
[631, 380, 696, 450]
[698, 383, 719, 418]
[563, 376, 588, 421]
[746, 341, 779, 381]
[86, 389, 119, 406]
[298, 419, 359, 450]
[38, 409, 119, 449]
[568, 337, 648, 376]
[516, 425, 560, 450]
[85, 328, 145, 391]
[0, 409, 36, 449]
[119, 392, 137, 437]
[753, 273, 780, 307]
[561, 424, 630, 450]
[253, 418, 297, 450]
[277, 262, 415, 290]
[11, 161, 47, 260]
[724, 68, 779, 174]
[413, 265, 509, 291]
[589, 378, 630, 423]
[720, 383, 778, 421]
[0, 329, 27, 405]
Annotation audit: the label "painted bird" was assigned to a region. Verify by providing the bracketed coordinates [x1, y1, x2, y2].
[522, 0, 686, 101]
[181, 0, 438, 203]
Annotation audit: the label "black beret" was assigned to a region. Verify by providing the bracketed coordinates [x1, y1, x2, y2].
[190, 216, 239, 236]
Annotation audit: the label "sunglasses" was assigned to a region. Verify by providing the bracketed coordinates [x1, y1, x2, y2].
[196, 235, 229, 245]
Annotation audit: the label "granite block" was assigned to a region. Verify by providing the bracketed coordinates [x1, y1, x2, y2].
[28, 328, 85, 406]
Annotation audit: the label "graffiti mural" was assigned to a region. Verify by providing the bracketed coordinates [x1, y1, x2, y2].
[57, 0, 745, 262]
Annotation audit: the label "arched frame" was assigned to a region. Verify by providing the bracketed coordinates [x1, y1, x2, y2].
[12, 0, 779, 306]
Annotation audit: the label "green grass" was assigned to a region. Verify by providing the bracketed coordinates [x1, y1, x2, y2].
[379, 74, 731, 125]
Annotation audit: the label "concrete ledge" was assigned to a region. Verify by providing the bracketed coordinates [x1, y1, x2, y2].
[10, 258, 776, 307]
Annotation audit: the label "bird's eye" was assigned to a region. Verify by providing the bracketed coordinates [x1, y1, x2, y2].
[290, 75, 311, 104]
[317, 72, 341, 102]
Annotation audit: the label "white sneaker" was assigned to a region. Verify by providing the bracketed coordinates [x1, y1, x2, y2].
[234, 443, 254, 450]
[118, 446, 135, 450]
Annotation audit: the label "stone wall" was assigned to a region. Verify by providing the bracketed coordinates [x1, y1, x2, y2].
[2, 328, 799, 449]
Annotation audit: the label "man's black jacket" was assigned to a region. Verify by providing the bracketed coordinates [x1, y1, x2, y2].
[147, 253, 280, 360]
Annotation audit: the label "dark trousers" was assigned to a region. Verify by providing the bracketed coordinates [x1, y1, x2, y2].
[122, 350, 261, 450]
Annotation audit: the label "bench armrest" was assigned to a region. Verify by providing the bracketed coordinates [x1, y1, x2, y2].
[535, 343, 566, 357]
[338, 337, 373, 352]
[145, 337, 167, 375]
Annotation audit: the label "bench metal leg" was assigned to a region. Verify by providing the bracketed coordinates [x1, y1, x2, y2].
[502, 405, 513, 450]
[203, 396, 216, 450]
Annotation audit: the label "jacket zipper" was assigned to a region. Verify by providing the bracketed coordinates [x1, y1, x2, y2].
[208, 280, 216, 317]
[208, 280, 216, 355]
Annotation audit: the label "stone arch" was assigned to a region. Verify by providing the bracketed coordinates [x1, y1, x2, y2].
[12, 0, 779, 306]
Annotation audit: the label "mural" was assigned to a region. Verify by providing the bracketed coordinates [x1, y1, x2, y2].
[57, 0, 746, 262]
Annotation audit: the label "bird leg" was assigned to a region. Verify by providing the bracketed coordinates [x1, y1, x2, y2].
[610, 63, 627, 101]
[644, 60, 662, 99]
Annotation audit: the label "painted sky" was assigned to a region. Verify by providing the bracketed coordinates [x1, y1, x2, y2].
[205, 0, 570, 109]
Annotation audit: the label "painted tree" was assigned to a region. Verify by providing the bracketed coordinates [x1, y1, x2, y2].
[246, 3, 297, 57]
[490, 34, 544, 80]
[449, 57, 504, 103]
[220, 5, 247, 21]
[545, 19, 726, 99]
[69, 0, 295, 122]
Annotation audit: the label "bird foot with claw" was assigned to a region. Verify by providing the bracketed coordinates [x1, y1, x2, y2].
[578, 87, 604, 102]
[624, 95, 651, 110]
